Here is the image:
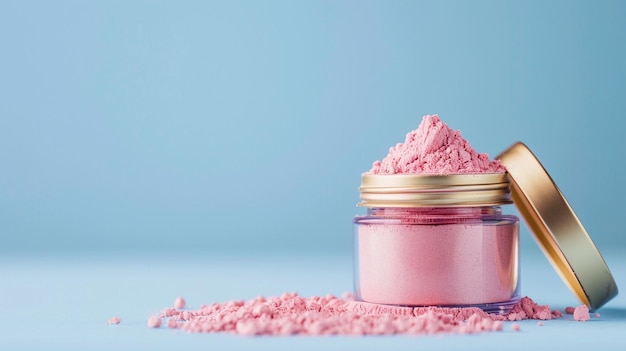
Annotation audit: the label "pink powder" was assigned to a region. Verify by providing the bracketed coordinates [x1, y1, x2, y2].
[174, 297, 186, 309]
[151, 293, 560, 336]
[147, 316, 162, 328]
[573, 305, 590, 322]
[511, 323, 521, 332]
[565, 306, 575, 314]
[500, 297, 562, 321]
[356, 209, 518, 307]
[106, 316, 121, 325]
[369, 115, 505, 175]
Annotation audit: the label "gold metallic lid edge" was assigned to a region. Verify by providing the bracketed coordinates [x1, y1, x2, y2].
[497, 142, 618, 311]
[359, 173, 512, 207]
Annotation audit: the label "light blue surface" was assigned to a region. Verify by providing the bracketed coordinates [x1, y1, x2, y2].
[2, 1, 626, 348]
[1, 249, 625, 350]
[1, 0, 626, 256]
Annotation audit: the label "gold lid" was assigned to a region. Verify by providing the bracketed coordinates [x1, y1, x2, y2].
[497, 142, 618, 311]
[358, 173, 512, 207]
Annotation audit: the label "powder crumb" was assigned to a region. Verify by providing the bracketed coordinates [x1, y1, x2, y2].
[511, 323, 521, 332]
[565, 306, 575, 314]
[150, 293, 559, 336]
[174, 297, 186, 309]
[147, 316, 162, 328]
[106, 316, 121, 325]
[573, 305, 590, 322]
[341, 292, 355, 300]
[496, 297, 560, 321]
[594, 313, 600, 318]
[537, 322, 544, 327]
[369, 115, 505, 175]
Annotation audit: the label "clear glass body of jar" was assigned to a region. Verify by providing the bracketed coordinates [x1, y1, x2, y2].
[353, 206, 520, 314]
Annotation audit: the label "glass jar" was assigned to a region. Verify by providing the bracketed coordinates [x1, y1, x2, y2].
[353, 173, 520, 314]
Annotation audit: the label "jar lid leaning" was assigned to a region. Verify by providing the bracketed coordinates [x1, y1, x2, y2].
[497, 141, 618, 311]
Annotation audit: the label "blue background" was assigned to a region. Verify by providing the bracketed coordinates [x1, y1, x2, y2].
[2, 0, 625, 257]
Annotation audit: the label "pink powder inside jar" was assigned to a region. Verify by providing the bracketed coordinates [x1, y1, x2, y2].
[355, 208, 519, 307]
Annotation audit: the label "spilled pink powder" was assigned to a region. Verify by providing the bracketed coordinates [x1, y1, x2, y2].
[573, 305, 590, 322]
[151, 293, 561, 336]
[504, 296, 562, 321]
[106, 316, 121, 325]
[174, 297, 186, 309]
[370, 115, 505, 174]
[147, 315, 162, 328]
[168, 318, 179, 329]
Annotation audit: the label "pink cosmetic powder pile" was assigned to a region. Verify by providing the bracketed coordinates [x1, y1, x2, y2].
[144, 293, 563, 336]
[370, 114, 505, 174]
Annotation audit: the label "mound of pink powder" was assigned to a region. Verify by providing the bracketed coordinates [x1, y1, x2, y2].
[149, 293, 560, 336]
[370, 115, 505, 174]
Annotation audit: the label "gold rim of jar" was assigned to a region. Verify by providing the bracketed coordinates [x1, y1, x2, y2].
[358, 173, 512, 208]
